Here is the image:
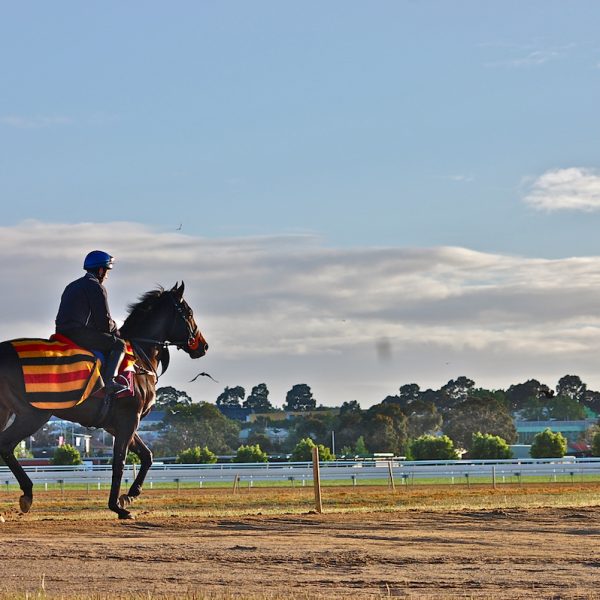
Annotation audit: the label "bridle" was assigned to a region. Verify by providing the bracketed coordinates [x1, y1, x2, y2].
[129, 291, 202, 378]
[169, 292, 202, 351]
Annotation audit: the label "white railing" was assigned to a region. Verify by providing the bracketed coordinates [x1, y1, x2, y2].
[1, 457, 598, 488]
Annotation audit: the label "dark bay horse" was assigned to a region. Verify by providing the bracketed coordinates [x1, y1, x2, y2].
[0, 282, 207, 519]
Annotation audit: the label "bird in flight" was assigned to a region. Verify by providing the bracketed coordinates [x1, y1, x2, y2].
[176, 223, 182, 231]
[190, 371, 219, 383]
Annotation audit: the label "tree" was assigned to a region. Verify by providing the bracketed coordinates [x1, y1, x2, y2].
[556, 375, 587, 402]
[592, 432, 600, 457]
[285, 384, 316, 412]
[340, 400, 361, 414]
[403, 398, 442, 439]
[382, 394, 402, 406]
[469, 432, 512, 459]
[530, 428, 567, 458]
[546, 395, 586, 420]
[52, 444, 82, 465]
[521, 396, 547, 421]
[439, 376, 475, 412]
[290, 438, 333, 461]
[246, 432, 275, 453]
[289, 415, 330, 447]
[155, 386, 192, 410]
[158, 401, 240, 455]
[505, 379, 550, 413]
[363, 402, 408, 455]
[244, 383, 273, 411]
[354, 435, 368, 455]
[126, 451, 141, 464]
[583, 390, 600, 416]
[442, 394, 516, 450]
[177, 446, 217, 464]
[335, 401, 364, 450]
[233, 444, 268, 463]
[410, 435, 459, 461]
[399, 383, 421, 403]
[216, 386, 245, 408]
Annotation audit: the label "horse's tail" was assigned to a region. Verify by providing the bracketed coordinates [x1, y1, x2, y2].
[0, 384, 15, 430]
[0, 406, 11, 432]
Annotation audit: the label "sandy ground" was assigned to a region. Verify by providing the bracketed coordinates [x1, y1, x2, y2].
[2, 506, 600, 599]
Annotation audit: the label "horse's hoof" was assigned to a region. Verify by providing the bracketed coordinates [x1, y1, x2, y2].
[118, 512, 135, 520]
[19, 495, 32, 514]
[0, 514, 5, 523]
[118, 494, 132, 509]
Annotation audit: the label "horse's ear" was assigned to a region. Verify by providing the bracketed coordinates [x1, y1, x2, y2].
[172, 281, 184, 299]
[170, 282, 179, 292]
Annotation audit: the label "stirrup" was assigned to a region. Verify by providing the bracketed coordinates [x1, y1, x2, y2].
[104, 376, 129, 396]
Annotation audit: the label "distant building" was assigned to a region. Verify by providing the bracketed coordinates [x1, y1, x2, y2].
[216, 406, 253, 422]
[238, 426, 289, 444]
[515, 419, 596, 454]
[248, 408, 340, 422]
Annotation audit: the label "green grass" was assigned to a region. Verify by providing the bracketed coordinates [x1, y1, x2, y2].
[2, 472, 600, 494]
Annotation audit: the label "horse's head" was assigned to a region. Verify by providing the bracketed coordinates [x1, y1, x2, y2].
[121, 283, 208, 359]
[166, 282, 209, 358]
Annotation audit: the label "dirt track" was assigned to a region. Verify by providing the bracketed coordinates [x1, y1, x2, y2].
[2, 507, 600, 598]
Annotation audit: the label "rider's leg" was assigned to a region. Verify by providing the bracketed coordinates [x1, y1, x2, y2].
[103, 339, 127, 394]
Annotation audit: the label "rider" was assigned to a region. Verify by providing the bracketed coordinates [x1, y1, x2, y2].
[55, 250, 128, 395]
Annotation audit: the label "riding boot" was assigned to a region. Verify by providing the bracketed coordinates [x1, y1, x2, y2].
[103, 349, 128, 395]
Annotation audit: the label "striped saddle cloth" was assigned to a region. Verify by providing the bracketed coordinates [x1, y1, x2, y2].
[10, 334, 135, 410]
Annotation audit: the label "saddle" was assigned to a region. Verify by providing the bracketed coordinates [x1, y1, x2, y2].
[10, 334, 136, 410]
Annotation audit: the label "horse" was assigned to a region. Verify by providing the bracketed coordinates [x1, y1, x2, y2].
[0, 281, 208, 519]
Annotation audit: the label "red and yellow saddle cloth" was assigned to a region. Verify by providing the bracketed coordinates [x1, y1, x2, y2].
[10, 334, 135, 410]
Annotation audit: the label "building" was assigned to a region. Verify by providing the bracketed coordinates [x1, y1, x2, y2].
[515, 419, 596, 453]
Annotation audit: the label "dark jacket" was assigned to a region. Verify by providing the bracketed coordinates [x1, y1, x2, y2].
[55, 273, 118, 335]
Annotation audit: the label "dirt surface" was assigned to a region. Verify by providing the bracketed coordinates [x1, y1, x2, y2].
[2, 506, 600, 598]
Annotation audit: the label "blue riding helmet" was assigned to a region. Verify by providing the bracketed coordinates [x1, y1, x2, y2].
[83, 250, 114, 270]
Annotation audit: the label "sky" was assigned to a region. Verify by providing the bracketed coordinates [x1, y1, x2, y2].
[1, 2, 600, 408]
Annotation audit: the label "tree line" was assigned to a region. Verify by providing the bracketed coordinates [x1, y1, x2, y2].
[150, 373, 600, 460]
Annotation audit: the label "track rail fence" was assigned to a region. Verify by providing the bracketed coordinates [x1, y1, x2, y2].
[2, 457, 600, 490]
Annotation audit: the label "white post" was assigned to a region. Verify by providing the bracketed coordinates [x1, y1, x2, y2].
[312, 446, 323, 514]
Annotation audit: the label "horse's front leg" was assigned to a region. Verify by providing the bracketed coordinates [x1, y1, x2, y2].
[108, 430, 135, 520]
[118, 433, 152, 510]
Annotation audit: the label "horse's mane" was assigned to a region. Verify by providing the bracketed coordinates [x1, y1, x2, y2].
[120, 287, 165, 335]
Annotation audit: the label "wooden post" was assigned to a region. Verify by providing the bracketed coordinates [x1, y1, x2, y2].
[312, 446, 323, 514]
[387, 461, 396, 492]
[232, 473, 240, 494]
[492, 465, 496, 490]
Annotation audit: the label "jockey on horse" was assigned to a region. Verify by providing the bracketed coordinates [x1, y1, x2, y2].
[55, 250, 128, 396]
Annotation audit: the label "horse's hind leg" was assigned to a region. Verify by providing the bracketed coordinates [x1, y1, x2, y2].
[0, 409, 50, 513]
[119, 433, 153, 509]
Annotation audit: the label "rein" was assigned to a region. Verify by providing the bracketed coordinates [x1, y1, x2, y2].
[123, 289, 200, 381]
[129, 340, 166, 380]
[127, 292, 196, 378]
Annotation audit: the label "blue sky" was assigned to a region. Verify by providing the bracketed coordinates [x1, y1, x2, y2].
[2, 3, 600, 406]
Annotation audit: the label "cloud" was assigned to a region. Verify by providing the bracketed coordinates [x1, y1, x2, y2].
[0, 115, 73, 129]
[2, 221, 600, 406]
[523, 168, 600, 211]
[442, 174, 474, 183]
[485, 49, 562, 69]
